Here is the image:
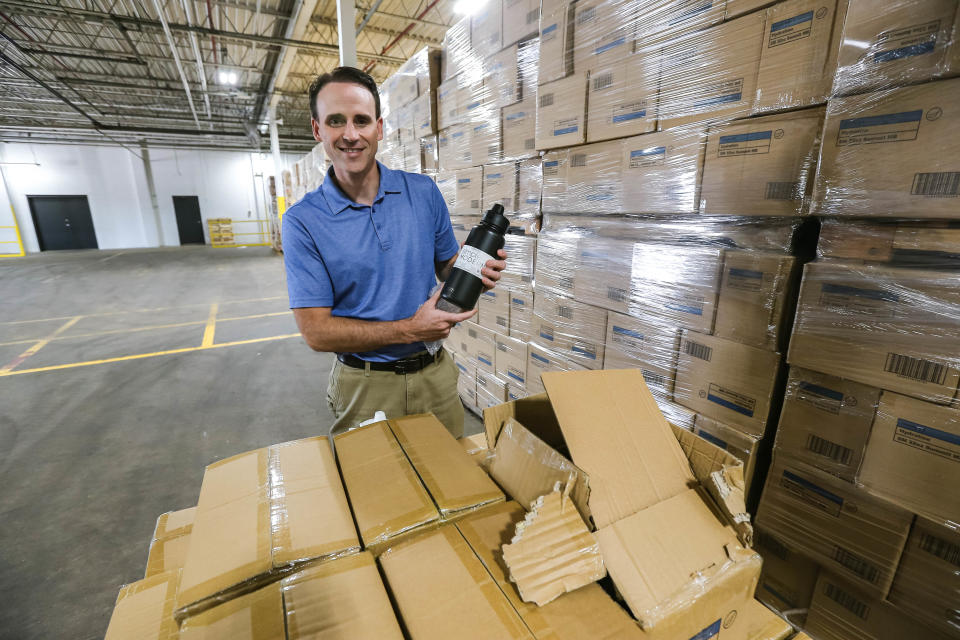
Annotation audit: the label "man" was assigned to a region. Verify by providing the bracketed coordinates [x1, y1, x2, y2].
[282, 66, 506, 437]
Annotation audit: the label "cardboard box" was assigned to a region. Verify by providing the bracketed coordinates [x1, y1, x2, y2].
[152, 506, 195, 540]
[470, 116, 502, 166]
[701, 109, 823, 216]
[454, 166, 483, 215]
[621, 128, 706, 214]
[888, 517, 960, 638]
[450, 322, 475, 361]
[540, 149, 569, 212]
[694, 414, 762, 496]
[634, 0, 727, 49]
[535, 73, 587, 150]
[437, 123, 471, 171]
[573, 0, 636, 73]
[176, 438, 360, 619]
[565, 139, 624, 212]
[602, 311, 681, 400]
[411, 91, 436, 138]
[495, 333, 528, 387]
[586, 55, 658, 143]
[481, 369, 761, 640]
[754, 528, 820, 624]
[145, 531, 192, 578]
[479, 287, 511, 332]
[726, 0, 777, 19]
[713, 250, 799, 350]
[538, 6, 573, 84]
[833, 0, 960, 95]
[421, 135, 438, 173]
[476, 383, 505, 410]
[503, 0, 540, 47]
[470, 323, 497, 374]
[470, 0, 503, 58]
[813, 78, 960, 219]
[525, 342, 586, 394]
[458, 365, 479, 408]
[774, 367, 881, 481]
[484, 45, 522, 109]
[104, 571, 179, 640]
[787, 261, 960, 405]
[435, 171, 457, 211]
[532, 293, 607, 369]
[437, 77, 461, 130]
[755, 0, 846, 112]
[440, 17, 471, 82]
[502, 98, 537, 158]
[476, 370, 509, 403]
[509, 285, 534, 341]
[859, 391, 960, 524]
[659, 399, 697, 431]
[805, 571, 954, 640]
[516, 158, 541, 215]
[741, 599, 794, 640]
[482, 161, 518, 212]
[334, 422, 440, 552]
[658, 12, 766, 129]
[755, 455, 913, 598]
[815, 219, 896, 261]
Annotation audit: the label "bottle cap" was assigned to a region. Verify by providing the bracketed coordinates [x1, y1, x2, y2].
[482, 203, 509, 235]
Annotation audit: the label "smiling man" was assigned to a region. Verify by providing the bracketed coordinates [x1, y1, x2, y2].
[281, 66, 506, 437]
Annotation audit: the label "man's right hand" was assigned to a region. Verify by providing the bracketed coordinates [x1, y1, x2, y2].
[403, 288, 476, 342]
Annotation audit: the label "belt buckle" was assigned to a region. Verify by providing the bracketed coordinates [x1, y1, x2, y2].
[393, 358, 419, 375]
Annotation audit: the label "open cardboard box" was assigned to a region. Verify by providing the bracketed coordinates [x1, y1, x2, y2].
[481, 369, 760, 639]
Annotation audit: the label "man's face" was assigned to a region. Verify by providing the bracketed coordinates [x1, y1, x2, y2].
[311, 81, 382, 178]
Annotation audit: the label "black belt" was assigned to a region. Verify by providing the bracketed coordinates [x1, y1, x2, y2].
[337, 351, 440, 374]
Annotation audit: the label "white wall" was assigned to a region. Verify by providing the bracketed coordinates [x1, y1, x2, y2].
[0, 143, 301, 253]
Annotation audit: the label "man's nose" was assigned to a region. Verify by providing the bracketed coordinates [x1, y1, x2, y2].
[342, 121, 359, 140]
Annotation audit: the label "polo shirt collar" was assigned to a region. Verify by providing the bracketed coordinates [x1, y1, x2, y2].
[321, 161, 403, 215]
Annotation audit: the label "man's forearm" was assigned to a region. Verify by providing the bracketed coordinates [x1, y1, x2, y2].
[299, 314, 413, 353]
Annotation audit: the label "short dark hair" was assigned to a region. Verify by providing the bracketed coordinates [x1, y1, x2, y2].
[308, 67, 381, 122]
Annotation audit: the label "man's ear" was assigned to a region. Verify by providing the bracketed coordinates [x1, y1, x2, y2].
[376, 117, 383, 141]
[311, 118, 323, 142]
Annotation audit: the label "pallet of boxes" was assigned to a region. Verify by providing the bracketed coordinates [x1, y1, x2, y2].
[750, 1, 960, 639]
[103, 369, 802, 639]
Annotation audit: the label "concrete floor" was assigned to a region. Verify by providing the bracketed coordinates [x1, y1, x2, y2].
[0, 246, 482, 640]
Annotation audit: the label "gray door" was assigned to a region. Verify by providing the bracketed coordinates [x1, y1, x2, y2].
[28, 195, 98, 251]
[173, 196, 205, 245]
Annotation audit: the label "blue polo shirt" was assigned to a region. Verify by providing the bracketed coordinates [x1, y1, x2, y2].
[282, 162, 459, 362]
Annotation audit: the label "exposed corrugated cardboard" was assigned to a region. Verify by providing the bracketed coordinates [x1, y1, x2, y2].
[754, 528, 819, 626]
[282, 552, 405, 639]
[145, 531, 192, 578]
[178, 581, 284, 639]
[460, 432, 490, 463]
[104, 571, 180, 640]
[501, 488, 605, 605]
[675, 330, 783, 437]
[388, 413, 505, 517]
[334, 421, 439, 552]
[755, 455, 912, 598]
[152, 506, 196, 541]
[379, 526, 535, 639]
[602, 312, 680, 400]
[774, 367, 881, 481]
[701, 111, 822, 216]
[541, 369, 695, 527]
[859, 391, 960, 524]
[713, 250, 798, 350]
[596, 488, 761, 639]
[694, 414, 761, 496]
[535, 73, 587, 150]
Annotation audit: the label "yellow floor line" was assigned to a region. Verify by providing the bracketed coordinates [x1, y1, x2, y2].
[0, 316, 83, 373]
[201, 303, 219, 347]
[0, 311, 292, 348]
[0, 333, 301, 377]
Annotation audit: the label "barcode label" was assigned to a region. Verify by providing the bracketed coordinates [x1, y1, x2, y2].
[607, 286, 627, 303]
[497, 316, 507, 327]
[824, 582, 870, 620]
[756, 530, 789, 561]
[806, 434, 853, 464]
[488, 144, 498, 156]
[884, 352, 948, 385]
[643, 371, 666, 388]
[571, 153, 587, 167]
[470, 199, 479, 209]
[684, 340, 713, 361]
[593, 72, 614, 91]
[911, 172, 960, 197]
[578, 6, 596, 24]
[765, 181, 800, 200]
[834, 546, 880, 584]
[558, 305, 574, 319]
[497, 342, 508, 352]
[918, 531, 960, 567]
[539, 93, 554, 108]
[524, 138, 535, 149]
[526, 9, 538, 24]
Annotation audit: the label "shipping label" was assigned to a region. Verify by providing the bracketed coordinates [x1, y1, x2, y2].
[452, 245, 495, 280]
[552, 117, 580, 137]
[507, 366, 525, 384]
[530, 351, 550, 365]
[796, 380, 844, 414]
[570, 341, 598, 359]
[893, 418, 960, 463]
[718, 130, 772, 157]
[628, 145, 666, 168]
[611, 100, 648, 124]
[818, 282, 899, 317]
[707, 383, 756, 418]
[668, 1, 714, 27]
[780, 469, 844, 516]
[665, 294, 705, 316]
[505, 110, 529, 130]
[612, 324, 645, 349]
[725, 266, 764, 291]
[873, 20, 940, 63]
[542, 159, 561, 176]
[768, 10, 814, 48]
[837, 110, 922, 146]
[692, 78, 744, 108]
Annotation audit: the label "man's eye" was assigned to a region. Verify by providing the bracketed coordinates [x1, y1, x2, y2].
[327, 116, 345, 126]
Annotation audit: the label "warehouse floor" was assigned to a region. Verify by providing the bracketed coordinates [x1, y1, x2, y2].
[0, 246, 482, 640]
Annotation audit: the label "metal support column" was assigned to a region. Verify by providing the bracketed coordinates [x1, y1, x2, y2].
[140, 142, 165, 246]
[335, 0, 357, 67]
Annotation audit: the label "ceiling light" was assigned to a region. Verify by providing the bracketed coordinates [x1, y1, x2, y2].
[218, 70, 238, 85]
[453, 0, 486, 16]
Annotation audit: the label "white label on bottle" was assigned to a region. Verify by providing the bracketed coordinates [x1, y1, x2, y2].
[452, 245, 494, 279]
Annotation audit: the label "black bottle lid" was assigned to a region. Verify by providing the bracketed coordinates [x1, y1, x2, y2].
[481, 203, 509, 235]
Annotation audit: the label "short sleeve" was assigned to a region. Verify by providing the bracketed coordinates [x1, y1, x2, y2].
[282, 211, 335, 308]
[431, 180, 459, 263]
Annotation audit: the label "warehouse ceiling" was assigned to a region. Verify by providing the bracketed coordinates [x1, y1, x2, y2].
[0, 0, 455, 152]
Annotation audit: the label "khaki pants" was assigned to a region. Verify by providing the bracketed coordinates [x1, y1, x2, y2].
[326, 349, 464, 437]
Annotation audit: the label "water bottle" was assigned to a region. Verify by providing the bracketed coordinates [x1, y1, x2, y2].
[437, 203, 510, 313]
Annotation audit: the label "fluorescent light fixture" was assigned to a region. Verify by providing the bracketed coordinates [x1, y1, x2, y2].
[453, 0, 486, 16]
[218, 70, 238, 85]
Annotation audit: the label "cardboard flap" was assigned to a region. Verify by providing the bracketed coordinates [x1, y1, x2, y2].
[595, 489, 743, 623]
[388, 414, 505, 516]
[146, 532, 192, 579]
[487, 417, 591, 523]
[282, 552, 405, 639]
[483, 392, 563, 451]
[541, 370, 696, 528]
[104, 571, 180, 640]
[178, 581, 285, 639]
[153, 506, 196, 541]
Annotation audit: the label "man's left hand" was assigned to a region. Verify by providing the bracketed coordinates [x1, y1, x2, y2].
[482, 248, 508, 290]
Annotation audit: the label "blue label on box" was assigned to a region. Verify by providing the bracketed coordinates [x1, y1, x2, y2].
[458, 178, 471, 184]
[506, 111, 527, 121]
[896, 418, 960, 446]
[693, 91, 742, 108]
[595, 37, 626, 55]
[771, 10, 814, 32]
[668, 2, 713, 26]
[507, 371, 524, 383]
[542, 23, 558, 36]
[571, 345, 597, 359]
[665, 302, 703, 316]
[821, 283, 899, 302]
[875, 40, 936, 63]
[631, 146, 666, 158]
[688, 619, 721, 640]
[837, 110, 922, 145]
[554, 125, 579, 136]
[478, 356, 492, 365]
[543, 160, 559, 168]
[531, 352, 549, 364]
[729, 267, 764, 279]
[511, 298, 525, 305]
[612, 110, 647, 123]
[799, 381, 844, 402]
[613, 326, 644, 340]
[697, 430, 729, 450]
[719, 131, 773, 145]
[487, 173, 502, 179]
[782, 469, 844, 516]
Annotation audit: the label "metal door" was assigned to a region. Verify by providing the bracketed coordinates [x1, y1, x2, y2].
[173, 195, 205, 245]
[28, 195, 98, 251]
